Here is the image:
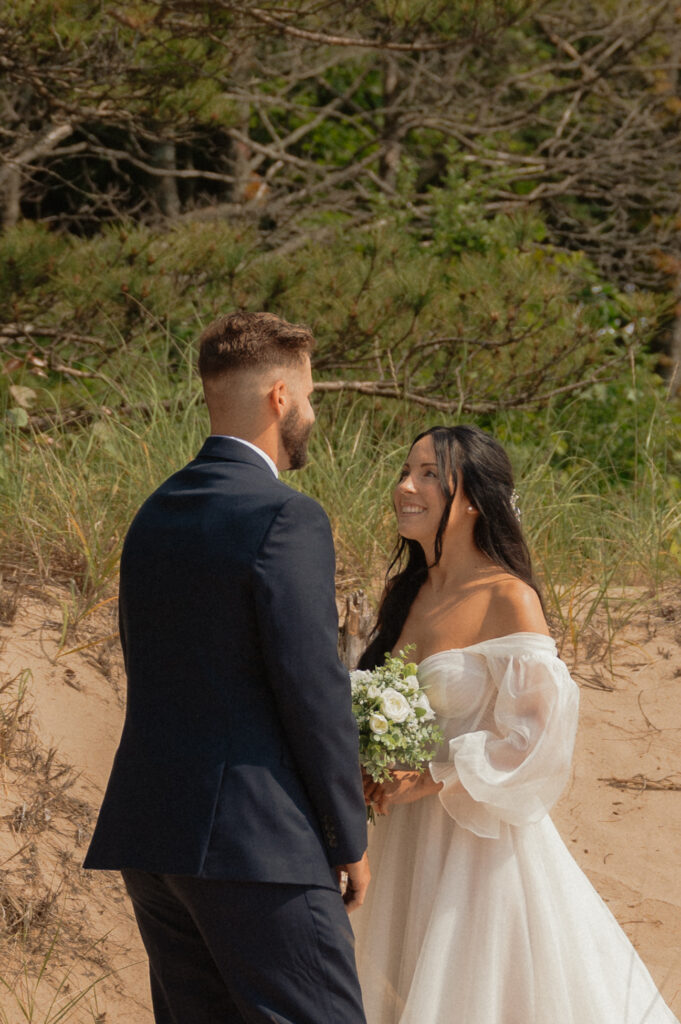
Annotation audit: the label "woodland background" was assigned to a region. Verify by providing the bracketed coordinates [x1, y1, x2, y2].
[1, 0, 681, 612]
[1, 1, 681, 1018]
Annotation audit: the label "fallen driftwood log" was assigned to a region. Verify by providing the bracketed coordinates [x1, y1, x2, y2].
[338, 590, 374, 670]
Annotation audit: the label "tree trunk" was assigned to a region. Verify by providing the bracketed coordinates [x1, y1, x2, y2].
[668, 283, 681, 397]
[2, 166, 21, 228]
[153, 140, 180, 218]
[379, 57, 402, 189]
[338, 590, 374, 669]
[231, 94, 253, 203]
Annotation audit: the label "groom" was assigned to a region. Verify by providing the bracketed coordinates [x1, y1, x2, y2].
[84, 312, 369, 1023]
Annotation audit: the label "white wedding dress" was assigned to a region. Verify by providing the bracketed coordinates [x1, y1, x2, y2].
[352, 632, 679, 1024]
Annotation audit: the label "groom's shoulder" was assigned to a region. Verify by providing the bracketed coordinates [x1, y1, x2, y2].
[272, 482, 329, 525]
[131, 456, 329, 531]
[253, 474, 329, 525]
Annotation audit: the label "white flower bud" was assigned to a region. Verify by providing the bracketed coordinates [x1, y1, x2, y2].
[413, 692, 436, 721]
[369, 713, 389, 735]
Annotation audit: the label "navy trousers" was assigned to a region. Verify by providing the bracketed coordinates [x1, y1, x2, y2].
[122, 869, 367, 1024]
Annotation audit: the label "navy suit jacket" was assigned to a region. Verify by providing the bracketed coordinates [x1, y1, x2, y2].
[84, 437, 367, 886]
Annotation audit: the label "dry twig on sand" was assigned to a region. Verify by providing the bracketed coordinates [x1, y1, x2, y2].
[600, 773, 681, 792]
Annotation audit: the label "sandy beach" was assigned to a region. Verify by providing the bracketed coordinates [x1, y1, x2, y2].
[1, 587, 679, 1020]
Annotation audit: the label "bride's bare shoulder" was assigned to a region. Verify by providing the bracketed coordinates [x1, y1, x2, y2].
[484, 575, 549, 637]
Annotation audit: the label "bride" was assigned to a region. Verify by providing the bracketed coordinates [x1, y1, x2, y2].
[353, 424, 678, 1024]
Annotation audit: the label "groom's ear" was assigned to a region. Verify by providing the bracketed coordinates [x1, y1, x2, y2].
[267, 377, 287, 419]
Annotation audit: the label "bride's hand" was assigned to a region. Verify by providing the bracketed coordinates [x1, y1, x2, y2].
[366, 770, 443, 815]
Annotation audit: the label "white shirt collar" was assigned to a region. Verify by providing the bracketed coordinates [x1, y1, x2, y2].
[210, 435, 279, 478]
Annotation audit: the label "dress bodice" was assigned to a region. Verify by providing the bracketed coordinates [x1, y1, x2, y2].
[417, 650, 491, 725]
[416, 633, 560, 741]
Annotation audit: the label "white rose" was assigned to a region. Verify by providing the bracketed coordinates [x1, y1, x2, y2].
[380, 687, 411, 723]
[350, 669, 372, 692]
[367, 684, 382, 700]
[369, 712, 389, 735]
[403, 674, 419, 693]
[413, 692, 436, 720]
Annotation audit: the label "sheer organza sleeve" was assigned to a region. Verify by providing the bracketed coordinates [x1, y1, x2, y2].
[429, 638, 579, 838]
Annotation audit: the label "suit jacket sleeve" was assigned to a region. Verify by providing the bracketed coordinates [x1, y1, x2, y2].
[253, 491, 367, 866]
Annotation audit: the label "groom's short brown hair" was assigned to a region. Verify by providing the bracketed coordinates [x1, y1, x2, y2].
[198, 312, 316, 379]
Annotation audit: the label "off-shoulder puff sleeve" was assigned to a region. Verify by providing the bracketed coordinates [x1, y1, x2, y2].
[429, 636, 579, 838]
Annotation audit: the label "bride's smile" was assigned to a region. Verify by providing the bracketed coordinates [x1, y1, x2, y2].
[393, 436, 447, 543]
[393, 434, 476, 563]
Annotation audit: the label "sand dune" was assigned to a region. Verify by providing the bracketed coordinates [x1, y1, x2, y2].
[1, 587, 679, 1020]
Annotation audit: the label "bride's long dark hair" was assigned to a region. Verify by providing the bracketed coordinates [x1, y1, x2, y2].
[358, 425, 543, 670]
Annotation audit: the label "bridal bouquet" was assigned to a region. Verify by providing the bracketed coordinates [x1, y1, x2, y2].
[351, 651, 442, 795]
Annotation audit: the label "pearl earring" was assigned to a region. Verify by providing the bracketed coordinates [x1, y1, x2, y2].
[467, 505, 474, 512]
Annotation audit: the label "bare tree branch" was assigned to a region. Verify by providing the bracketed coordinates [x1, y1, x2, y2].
[0, 123, 73, 186]
[312, 367, 627, 414]
[243, 6, 452, 51]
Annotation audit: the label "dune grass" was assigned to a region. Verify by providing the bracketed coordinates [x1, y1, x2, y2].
[1, 331, 680, 652]
[0, 937, 108, 1024]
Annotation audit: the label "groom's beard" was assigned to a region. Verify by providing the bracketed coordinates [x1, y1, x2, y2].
[280, 404, 313, 470]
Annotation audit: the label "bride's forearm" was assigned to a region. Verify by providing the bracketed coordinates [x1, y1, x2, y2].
[389, 770, 443, 806]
